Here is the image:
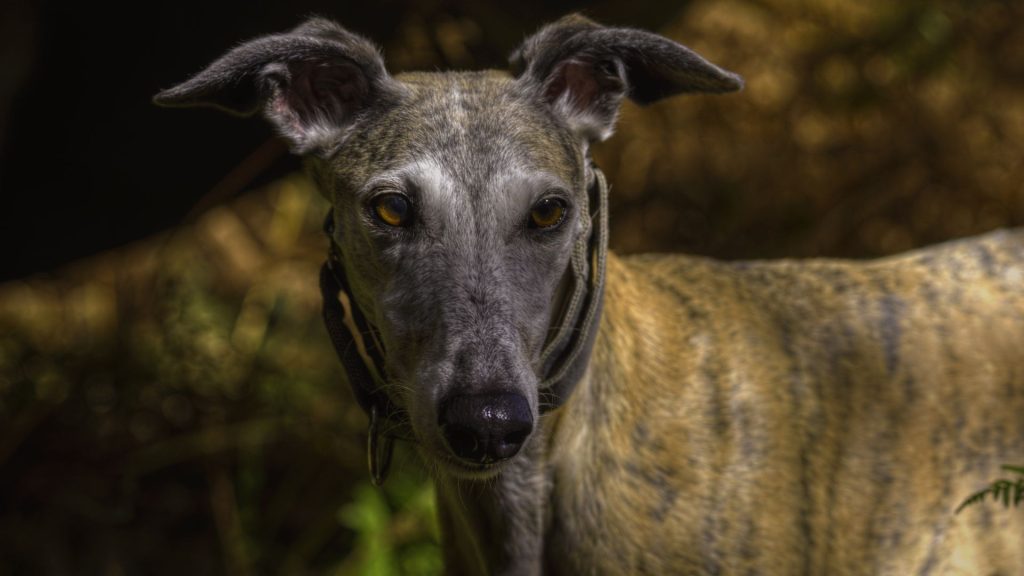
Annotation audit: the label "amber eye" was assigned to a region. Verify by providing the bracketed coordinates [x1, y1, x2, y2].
[372, 193, 412, 227]
[529, 197, 567, 229]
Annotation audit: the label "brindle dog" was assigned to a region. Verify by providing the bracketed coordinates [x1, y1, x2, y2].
[156, 14, 1024, 575]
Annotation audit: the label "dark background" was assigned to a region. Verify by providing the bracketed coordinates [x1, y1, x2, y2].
[0, 0, 686, 281]
[1, 0, 1022, 574]
[3, 0, 1021, 279]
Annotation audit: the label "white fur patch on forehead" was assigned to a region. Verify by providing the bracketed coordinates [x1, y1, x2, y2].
[445, 82, 469, 131]
[365, 158, 462, 230]
[359, 157, 455, 209]
[409, 157, 458, 207]
[379, 156, 575, 235]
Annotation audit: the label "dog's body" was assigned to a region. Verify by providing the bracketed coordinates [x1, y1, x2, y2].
[544, 236, 1024, 574]
[157, 15, 1024, 575]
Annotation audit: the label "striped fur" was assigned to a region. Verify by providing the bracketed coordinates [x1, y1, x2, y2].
[547, 230, 1024, 574]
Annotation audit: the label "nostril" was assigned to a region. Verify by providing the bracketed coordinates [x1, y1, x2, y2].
[503, 427, 530, 447]
[492, 426, 531, 460]
[439, 393, 534, 464]
[442, 423, 484, 461]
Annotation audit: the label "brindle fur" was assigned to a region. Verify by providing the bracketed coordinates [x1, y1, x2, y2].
[156, 14, 1024, 575]
[551, 238, 1024, 574]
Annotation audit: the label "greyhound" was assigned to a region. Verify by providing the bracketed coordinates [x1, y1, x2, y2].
[155, 14, 1024, 575]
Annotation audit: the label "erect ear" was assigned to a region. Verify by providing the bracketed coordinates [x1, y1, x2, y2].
[153, 18, 401, 155]
[511, 14, 743, 142]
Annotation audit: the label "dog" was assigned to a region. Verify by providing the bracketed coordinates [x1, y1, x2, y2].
[155, 14, 1024, 575]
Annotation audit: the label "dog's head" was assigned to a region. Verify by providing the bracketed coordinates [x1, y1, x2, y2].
[155, 14, 740, 479]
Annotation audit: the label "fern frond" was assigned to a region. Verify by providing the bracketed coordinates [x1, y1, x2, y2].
[995, 480, 1013, 507]
[956, 487, 992, 514]
[955, 465, 1024, 514]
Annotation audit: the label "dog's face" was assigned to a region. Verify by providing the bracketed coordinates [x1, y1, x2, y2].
[155, 15, 740, 478]
[325, 71, 584, 477]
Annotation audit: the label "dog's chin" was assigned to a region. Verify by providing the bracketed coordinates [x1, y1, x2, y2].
[432, 453, 507, 481]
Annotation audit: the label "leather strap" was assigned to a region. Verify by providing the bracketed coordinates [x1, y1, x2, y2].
[320, 219, 398, 486]
[537, 166, 608, 411]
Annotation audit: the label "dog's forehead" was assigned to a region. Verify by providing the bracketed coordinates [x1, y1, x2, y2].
[400, 71, 581, 181]
[335, 71, 580, 190]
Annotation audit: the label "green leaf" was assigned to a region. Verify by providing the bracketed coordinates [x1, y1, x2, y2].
[955, 488, 990, 514]
[337, 486, 399, 576]
[955, 464, 1024, 513]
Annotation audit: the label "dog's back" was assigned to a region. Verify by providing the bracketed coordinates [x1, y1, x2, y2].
[549, 228, 1024, 574]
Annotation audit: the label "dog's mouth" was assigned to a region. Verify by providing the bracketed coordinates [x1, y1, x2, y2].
[432, 452, 507, 480]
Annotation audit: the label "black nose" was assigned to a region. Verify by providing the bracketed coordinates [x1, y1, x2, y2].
[439, 393, 533, 464]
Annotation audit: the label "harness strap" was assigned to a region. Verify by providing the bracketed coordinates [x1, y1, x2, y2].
[537, 167, 608, 409]
[320, 166, 610, 484]
[537, 173, 593, 378]
[319, 226, 396, 486]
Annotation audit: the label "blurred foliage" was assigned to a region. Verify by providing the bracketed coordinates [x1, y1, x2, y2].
[2, 0, 1023, 574]
[597, 0, 1024, 258]
[0, 177, 438, 574]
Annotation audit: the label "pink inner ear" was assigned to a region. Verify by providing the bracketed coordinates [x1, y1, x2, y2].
[546, 60, 600, 111]
[285, 60, 368, 127]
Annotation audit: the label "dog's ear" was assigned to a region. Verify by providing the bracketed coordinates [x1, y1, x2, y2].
[511, 14, 742, 142]
[153, 18, 400, 154]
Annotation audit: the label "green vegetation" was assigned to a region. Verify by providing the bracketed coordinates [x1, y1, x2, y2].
[0, 177, 439, 573]
[956, 466, 1024, 514]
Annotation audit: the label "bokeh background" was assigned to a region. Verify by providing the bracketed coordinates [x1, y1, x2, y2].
[1, 0, 1022, 574]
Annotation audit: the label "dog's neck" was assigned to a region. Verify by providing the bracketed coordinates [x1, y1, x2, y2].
[432, 412, 567, 575]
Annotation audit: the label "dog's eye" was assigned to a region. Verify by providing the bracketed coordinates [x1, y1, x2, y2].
[529, 197, 567, 229]
[372, 193, 412, 227]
